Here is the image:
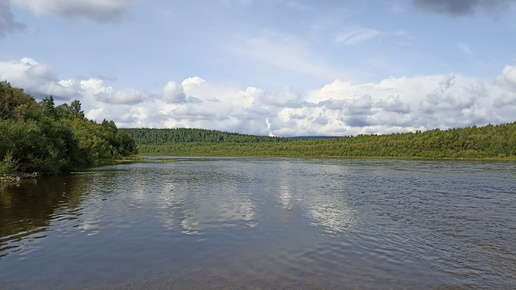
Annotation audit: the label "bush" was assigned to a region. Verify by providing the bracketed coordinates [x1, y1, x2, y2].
[0, 152, 18, 177]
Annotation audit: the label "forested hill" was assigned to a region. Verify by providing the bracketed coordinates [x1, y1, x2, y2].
[121, 128, 293, 144]
[129, 123, 516, 159]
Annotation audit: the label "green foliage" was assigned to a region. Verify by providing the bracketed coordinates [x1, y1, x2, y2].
[0, 81, 138, 176]
[133, 123, 516, 160]
[0, 81, 35, 121]
[0, 152, 17, 176]
[121, 128, 293, 144]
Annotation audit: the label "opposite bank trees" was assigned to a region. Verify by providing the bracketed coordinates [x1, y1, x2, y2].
[0, 81, 137, 176]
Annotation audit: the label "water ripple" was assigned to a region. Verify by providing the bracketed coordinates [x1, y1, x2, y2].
[1, 159, 515, 289]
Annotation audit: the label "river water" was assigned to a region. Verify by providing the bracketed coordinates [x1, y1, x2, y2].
[0, 157, 515, 289]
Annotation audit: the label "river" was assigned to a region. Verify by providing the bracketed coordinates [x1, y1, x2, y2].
[1, 157, 515, 289]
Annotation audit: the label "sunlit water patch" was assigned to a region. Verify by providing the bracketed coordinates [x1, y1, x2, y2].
[1, 158, 515, 289]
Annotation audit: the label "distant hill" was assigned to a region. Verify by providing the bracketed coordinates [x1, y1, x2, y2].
[291, 136, 340, 140]
[124, 122, 516, 159]
[121, 128, 293, 144]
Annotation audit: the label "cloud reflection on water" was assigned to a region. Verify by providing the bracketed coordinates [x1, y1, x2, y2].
[275, 163, 356, 234]
[180, 198, 255, 235]
[165, 159, 357, 236]
[73, 160, 357, 239]
[155, 166, 256, 235]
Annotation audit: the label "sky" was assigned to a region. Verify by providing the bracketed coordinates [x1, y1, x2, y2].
[1, 0, 515, 136]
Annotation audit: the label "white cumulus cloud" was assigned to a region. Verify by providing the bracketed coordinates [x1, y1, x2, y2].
[262, 86, 302, 107]
[80, 78, 143, 105]
[0, 57, 77, 99]
[161, 81, 186, 104]
[493, 65, 516, 107]
[2, 57, 515, 136]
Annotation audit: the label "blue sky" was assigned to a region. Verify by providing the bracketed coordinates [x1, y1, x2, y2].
[1, 0, 515, 136]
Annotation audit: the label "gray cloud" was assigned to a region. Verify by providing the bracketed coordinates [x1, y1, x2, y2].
[373, 112, 414, 127]
[187, 97, 203, 105]
[10, 0, 139, 22]
[161, 81, 187, 104]
[377, 95, 411, 114]
[412, 0, 515, 16]
[0, 0, 25, 36]
[493, 92, 516, 107]
[96, 88, 144, 105]
[343, 116, 371, 128]
[312, 114, 329, 126]
[420, 74, 484, 113]
[262, 86, 302, 107]
[345, 95, 374, 116]
[319, 99, 345, 110]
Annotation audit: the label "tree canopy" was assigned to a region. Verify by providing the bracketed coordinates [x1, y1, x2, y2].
[0, 81, 137, 176]
[122, 128, 292, 144]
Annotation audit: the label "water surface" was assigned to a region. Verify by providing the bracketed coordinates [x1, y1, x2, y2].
[1, 158, 515, 289]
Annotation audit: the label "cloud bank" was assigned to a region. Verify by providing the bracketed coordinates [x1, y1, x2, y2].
[1, 57, 514, 136]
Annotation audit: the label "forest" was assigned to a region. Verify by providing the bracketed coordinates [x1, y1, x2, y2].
[0, 81, 137, 177]
[122, 128, 292, 144]
[126, 123, 516, 159]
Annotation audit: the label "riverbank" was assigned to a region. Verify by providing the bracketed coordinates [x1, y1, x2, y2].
[0, 155, 150, 182]
[136, 142, 516, 161]
[124, 122, 516, 161]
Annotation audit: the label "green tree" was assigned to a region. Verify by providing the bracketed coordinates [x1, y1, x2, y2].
[1, 82, 137, 176]
[40, 96, 57, 120]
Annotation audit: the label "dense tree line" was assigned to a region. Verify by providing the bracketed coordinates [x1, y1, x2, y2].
[134, 123, 516, 159]
[0, 81, 137, 176]
[121, 128, 293, 144]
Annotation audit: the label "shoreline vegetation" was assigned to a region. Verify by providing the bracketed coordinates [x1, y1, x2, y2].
[2, 81, 516, 179]
[1, 81, 138, 179]
[122, 123, 516, 161]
